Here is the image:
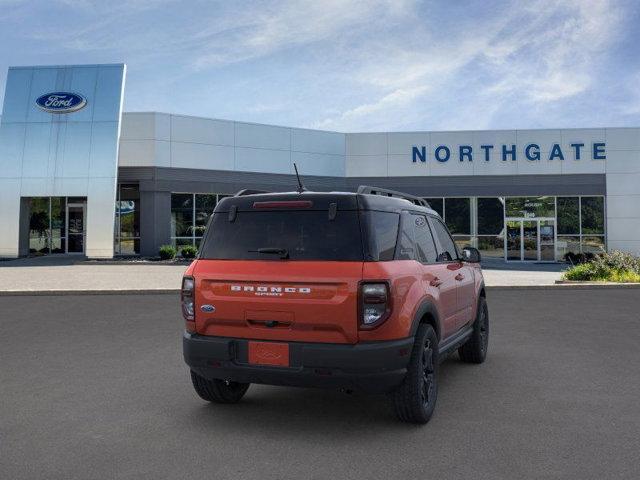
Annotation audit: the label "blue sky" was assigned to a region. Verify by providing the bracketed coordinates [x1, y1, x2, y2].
[1, 0, 639, 131]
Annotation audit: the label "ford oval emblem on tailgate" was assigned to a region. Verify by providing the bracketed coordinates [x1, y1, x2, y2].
[200, 304, 215, 312]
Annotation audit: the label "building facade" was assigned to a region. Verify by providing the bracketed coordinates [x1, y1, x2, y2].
[1, 64, 639, 261]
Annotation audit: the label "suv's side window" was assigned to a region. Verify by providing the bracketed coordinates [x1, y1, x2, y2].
[430, 217, 458, 262]
[412, 214, 438, 263]
[396, 213, 416, 260]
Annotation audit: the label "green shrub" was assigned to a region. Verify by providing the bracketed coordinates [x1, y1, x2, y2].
[608, 270, 640, 283]
[159, 245, 177, 260]
[180, 245, 197, 259]
[563, 250, 640, 282]
[593, 250, 640, 273]
[563, 263, 596, 281]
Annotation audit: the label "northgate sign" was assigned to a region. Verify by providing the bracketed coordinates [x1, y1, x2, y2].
[412, 142, 606, 163]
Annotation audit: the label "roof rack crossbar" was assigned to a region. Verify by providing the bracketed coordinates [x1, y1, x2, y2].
[357, 185, 430, 208]
[234, 189, 270, 197]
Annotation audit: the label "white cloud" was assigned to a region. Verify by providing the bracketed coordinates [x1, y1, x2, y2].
[314, 0, 625, 130]
[2, 0, 630, 130]
[190, 0, 412, 69]
[482, 0, 622, 104]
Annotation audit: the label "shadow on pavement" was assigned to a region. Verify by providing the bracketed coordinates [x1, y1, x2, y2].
[0, 255, 86, 267]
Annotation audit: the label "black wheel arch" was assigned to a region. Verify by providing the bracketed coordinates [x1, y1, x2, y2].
[409, 301, 442, 341]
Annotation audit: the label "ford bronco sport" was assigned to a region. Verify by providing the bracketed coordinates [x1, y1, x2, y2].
[182, 186, 488, 423]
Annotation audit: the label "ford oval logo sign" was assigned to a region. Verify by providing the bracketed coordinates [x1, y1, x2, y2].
[35, 92, 87, 114]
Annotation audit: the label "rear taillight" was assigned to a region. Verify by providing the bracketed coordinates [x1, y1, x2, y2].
[181, 276, 195, 321]
[359, 282, 392, 329]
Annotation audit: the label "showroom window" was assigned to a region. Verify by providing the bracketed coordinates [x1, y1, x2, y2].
[422, 197, 472, 250]
[171, 193, 228, 247]
[27, 196, 85, 255]
[417, 195, 605, 261]
[580, 197, 606, 254]
[556, 196, 606, 257]
[424, 198, 443, 217]
[444, 198, 471, 235]
[28, 197, 63, 254]
[557, 197, 579, 235]
[114, 184, 140, 255]
[505, 196, 555, 218]
[477, 197, 505, 259]
[557, 197, 580, 259]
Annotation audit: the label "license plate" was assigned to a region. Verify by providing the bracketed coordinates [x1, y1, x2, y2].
[248, 341, 290, 367]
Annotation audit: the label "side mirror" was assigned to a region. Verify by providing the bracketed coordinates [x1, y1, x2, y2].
[462, 247, 481, 263]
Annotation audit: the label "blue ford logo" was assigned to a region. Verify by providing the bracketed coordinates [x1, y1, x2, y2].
[200, 304, 215, 313]
[35, 92, 87, 114]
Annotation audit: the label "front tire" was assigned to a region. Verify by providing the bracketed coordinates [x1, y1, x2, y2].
[458, 296, 489, 364]
[391, 324, 438, 424]
[190, 370, 250, 404]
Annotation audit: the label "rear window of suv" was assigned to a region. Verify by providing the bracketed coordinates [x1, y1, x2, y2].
[200, 210, 364, 261]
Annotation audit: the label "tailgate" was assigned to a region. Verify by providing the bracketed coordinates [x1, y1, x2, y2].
[193, 260, 363, 344]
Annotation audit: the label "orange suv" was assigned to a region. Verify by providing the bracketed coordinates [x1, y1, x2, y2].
[182, 186, 488, 423]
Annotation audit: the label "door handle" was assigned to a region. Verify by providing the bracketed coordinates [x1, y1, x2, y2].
[430, 278, 443, 287]
[455, 273, 465, 281]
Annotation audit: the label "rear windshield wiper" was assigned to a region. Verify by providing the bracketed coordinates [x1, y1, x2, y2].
[248, 247, 290, 259]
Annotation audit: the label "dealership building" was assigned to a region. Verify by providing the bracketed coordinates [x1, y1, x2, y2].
[1, 63, 639, 262]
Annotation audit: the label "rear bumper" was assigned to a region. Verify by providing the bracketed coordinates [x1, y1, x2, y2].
[183, 332, 414, 393]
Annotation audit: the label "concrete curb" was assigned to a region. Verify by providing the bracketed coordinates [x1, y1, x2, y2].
[489, 283, 640, 290]
[78, 261, 191, 266]
[2, 283, 640, 296]
[0, 289, 181, 296]
[555, 280, 640, 286]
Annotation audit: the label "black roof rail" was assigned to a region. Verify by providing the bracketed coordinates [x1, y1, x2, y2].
[357, 185, 431, 208]
[234, 189, 270, 197]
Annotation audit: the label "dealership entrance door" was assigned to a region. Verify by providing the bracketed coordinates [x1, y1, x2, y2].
[505, 218, 556, 262]
[66, 202, 86, 254]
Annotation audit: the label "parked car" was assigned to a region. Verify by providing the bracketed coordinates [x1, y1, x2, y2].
[181, 186, 488, 423]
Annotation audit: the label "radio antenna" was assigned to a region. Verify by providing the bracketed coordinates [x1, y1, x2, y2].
[293, 163, 306, 193]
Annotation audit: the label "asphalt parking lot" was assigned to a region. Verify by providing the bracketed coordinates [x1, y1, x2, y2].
[1, 289, 639, 480]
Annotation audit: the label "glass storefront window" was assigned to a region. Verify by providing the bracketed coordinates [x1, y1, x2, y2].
[174, 237, 194, 249]
[51, 197, 65, 240]
[452, 235, 472, 253]
[505, 196, 555, 218]
[171, 193, 228, 248]
[557, 197, 579, 235]
[582, 236, 606, 254]
[171, 193, 194, 238]
[114, 184, 140, 255]
[29, 198, 50, 254]
[50, 235, 66, 254]
[119, 186, 140, 238]
[26, 196, 84, 255]
[581, 197, 605, 234]
[477, 198, 503, 235]
[445, 198, 470, 235]
[424, 198, 443, 217]
[194, 194, 217, 239]
[557, 236, 581, 259]
[477, 235, 504, 259]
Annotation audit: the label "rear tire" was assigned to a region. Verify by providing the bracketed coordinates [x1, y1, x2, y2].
[458, 296, 489, 364]
[391, 324, 438, 424]
[190, 370, 250, 404]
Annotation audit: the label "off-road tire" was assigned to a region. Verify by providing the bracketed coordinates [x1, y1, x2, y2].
[458, 296, 489, 364]
[391, 324, 438, 424]
[190, 370, 250, 403]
